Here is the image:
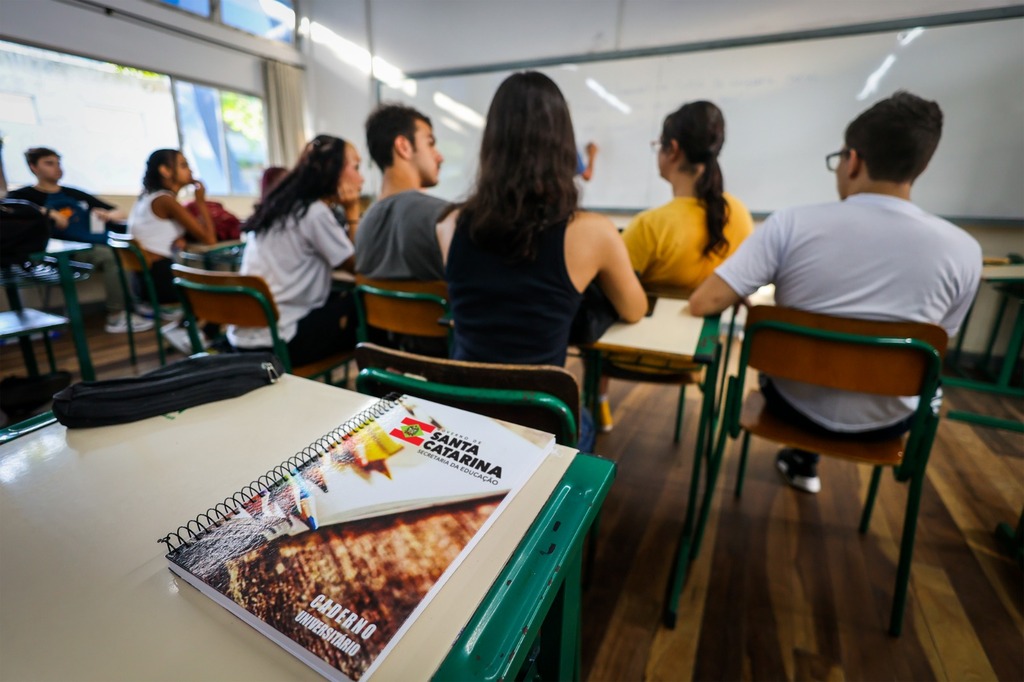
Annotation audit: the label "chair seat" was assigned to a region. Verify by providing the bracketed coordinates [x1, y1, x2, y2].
[739, 390, 905, 466]
[0, 309, 69, 339]
[293, 351, 354, 381]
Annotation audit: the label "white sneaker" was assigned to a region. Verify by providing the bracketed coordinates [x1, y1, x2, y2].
[133, 302, 183, 322]
[161, 322, 203, 355]
[105, 311, 154, 334]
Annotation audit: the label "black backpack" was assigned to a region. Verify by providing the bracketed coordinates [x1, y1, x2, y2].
[0, 199, 50, 267]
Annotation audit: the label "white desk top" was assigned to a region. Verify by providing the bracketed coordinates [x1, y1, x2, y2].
[45, 238, 93, 255]
[0, 376, 573, 681]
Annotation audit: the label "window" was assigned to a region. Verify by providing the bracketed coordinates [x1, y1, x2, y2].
[0, 40, 268, 196]
[174, 81, 268, 195]
[222, 0, 296, 44]
[158, 0, 211, 17]
[158, 0, 294, 44]
[0, 40, 179, 194]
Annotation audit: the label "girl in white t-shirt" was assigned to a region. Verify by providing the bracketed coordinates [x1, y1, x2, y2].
[228, 134, 363, 366]
[128, 149, 216, 301]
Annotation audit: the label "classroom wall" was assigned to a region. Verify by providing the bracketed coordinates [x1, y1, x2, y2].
[300, 0, 378, 189]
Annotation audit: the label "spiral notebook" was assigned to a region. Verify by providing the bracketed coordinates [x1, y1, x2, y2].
[159, 394, 555, 681]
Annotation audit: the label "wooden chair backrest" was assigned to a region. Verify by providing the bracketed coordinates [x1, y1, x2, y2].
[171, 264, 280, 328]
[354, 276, 450, 339]
[354, 342, 580, 443]
[745, 305, 948, 397]
[107, 235, 159, 272]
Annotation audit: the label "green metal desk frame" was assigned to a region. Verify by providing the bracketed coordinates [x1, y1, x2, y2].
[580, 314, 723, 628]
[436, 453, 615, 681]
[945, 271, 1024, 433]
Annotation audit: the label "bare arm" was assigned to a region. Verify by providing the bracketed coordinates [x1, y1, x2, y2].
[93, 207, 127, 222]
[688, 273, 743, 317]
[151, 191, 215, 245]
[436, 208, 459, 266]
[580, 142, 598, 182]
[566, 213, 646, 323]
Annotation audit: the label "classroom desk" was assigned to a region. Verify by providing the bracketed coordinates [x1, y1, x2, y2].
[180, 240, 246, 271]
[945, 263, 1024, 432]
[0, 375, 611, 681]
[581, 298, 722, 627]
[1, 239, 95, 380]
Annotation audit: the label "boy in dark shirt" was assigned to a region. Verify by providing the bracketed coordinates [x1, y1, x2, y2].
[8, 147, 151, 333]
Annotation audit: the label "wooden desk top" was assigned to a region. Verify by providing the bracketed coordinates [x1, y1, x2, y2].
[0, 376, 574, 681]
[981, 263, 1024, 282]
[591, 298, 716, 361]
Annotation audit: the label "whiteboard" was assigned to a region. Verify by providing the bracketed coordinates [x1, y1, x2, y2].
[381, 18, 1024, 220]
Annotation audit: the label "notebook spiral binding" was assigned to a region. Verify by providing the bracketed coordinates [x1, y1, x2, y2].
[157, 394, 400, 552]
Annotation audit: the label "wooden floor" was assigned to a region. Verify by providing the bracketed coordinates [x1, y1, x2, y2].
[2, 314, 1022, 681]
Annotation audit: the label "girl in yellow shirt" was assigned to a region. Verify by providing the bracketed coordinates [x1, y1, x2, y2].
[599, 101, 753, 431]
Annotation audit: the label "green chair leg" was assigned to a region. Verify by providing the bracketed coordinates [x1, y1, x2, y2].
[860, 465, 884, 533]
[889, 468, 926, 637]
[734, 430, 752, 498]
[996, 303, 1023, 387]
[112, 250, 138, 365]
[979, 292, 1009, 375]
[673, 385, 686, 443]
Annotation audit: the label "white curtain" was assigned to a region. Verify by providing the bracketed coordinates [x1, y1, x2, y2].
[263, 60, 307, 167]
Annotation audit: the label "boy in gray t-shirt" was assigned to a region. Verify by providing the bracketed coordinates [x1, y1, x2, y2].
[356, 103, 449, 281]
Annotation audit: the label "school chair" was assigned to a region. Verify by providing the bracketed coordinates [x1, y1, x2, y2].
[705, 305, 946, 636]
[353, 342, 578, 447]
[353, 276, 452, 356]
[107, 235, 170, 366]
[170, 264, 352, 384]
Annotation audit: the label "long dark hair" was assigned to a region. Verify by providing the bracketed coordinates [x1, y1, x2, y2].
[661, 101, 730, 256]
[245, 134, 347, 234]
[460, 71, 578, 263]
[141, 149, 180, 195]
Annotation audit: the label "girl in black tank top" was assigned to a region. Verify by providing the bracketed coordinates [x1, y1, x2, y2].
[446, 214, 581, 366]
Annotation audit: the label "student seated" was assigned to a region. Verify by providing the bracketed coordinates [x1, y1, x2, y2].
[689, 90, 982, 494]
[8, 146, 149, 333]
[356, 104, 451, 355]
[438, 71, 648, 452]
[128, 149, 216, 306]
[595, 100, 754, 431]
[356, 103, 449, 281]
[228, 134, 363, 366]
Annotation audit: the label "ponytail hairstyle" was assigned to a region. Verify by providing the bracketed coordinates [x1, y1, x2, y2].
[660, 101, 730, 256]
[460, 71, 578, 264]
[141, 149, 181, 196]
[245, 134, 348, 235]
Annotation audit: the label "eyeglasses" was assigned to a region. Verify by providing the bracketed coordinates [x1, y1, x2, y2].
[825, 148, 852, 171]
[650, 139, 664, 152]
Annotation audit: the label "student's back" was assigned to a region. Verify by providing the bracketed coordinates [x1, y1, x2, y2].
[622, 100, 753, 290]
[440, 72, 646, 369]
[447, 213, 577, 366]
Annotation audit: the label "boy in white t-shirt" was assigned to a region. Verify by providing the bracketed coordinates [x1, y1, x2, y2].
[689, 91, 981, 494]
